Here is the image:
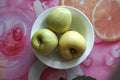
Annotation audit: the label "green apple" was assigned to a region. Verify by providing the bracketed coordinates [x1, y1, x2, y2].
[59, 31, 86, 60]
[46, 7, 72, 33]
[31, 29, 58, 55]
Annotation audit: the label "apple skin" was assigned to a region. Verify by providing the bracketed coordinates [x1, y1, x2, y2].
[47, 7, 72, 33]
[59, 31, 86, 60]
[31, 29, 58, 55]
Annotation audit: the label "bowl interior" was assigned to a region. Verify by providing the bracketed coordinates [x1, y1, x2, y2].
[31, 6, 94, 69]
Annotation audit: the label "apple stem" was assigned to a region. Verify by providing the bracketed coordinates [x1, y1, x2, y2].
[70, 48, 76, 53]
[37, 37, 42, 45]
[38, 40, 42, 44]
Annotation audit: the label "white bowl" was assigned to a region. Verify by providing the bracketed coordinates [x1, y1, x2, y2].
[31, 6, 94, 69]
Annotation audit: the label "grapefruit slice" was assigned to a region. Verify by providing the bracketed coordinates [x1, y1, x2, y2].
[92, 0, 120, 42]
[59, 0, 99, 21]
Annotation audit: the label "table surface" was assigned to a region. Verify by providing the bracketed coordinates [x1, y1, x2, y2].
[0, 0, 120, 80]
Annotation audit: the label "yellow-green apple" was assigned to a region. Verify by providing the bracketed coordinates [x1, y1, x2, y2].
[59, 30, 86, 60]
[31, 29, 58, 55]
[46, 7, 72, 33]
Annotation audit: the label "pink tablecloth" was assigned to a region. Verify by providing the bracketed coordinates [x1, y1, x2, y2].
[0, 0, 120, 80]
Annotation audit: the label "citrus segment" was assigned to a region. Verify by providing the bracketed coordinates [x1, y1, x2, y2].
[92, 0, 120, 41]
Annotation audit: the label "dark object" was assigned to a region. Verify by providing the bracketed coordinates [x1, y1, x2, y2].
[59, 77, 66, 80]
[72, 75, 96, 80]
[108, 62, 120, 80]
